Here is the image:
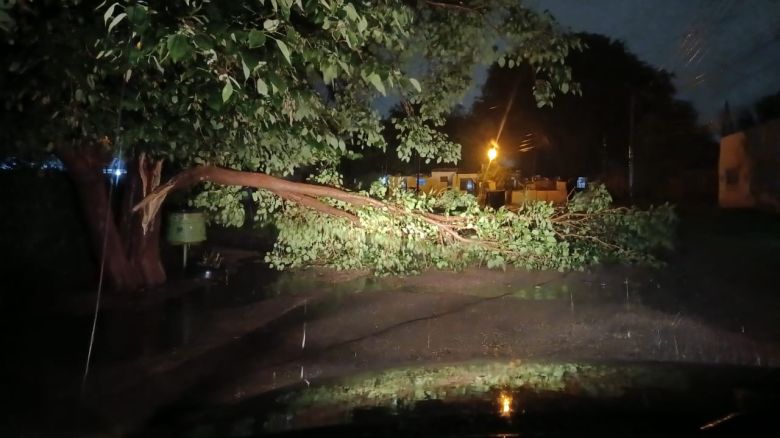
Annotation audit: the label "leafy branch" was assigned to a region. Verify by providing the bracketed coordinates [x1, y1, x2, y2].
[135, 168, 676, 275]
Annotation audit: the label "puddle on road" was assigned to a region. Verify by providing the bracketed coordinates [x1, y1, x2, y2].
[143, 360, 780, 437]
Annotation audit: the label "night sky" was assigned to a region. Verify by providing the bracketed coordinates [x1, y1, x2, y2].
[526, 0, 780, 124]
[374, 1, 780, 127]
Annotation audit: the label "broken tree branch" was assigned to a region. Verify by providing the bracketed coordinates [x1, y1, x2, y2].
[132, 166, 473, 245]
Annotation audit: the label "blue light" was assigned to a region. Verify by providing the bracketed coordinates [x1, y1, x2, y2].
[0, 157, 15, 170]
[103, 157, 127, 178]
[466, 180, 475, 190]
[0, 156, 65, 171]
[576, 177, 587, 190]
[41, 157, 65, 170]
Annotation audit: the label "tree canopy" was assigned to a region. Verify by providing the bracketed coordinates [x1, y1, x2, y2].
[1, 1, 676, 288]
[1, 0, 580, 173]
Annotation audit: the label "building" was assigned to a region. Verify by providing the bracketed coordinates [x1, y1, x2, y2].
[393, 168, 479, 194]
[510, 179, 568, 204]
[431, 168, 457, 189]
[718, 118, 780, 208]
[390, 169, 567, 205]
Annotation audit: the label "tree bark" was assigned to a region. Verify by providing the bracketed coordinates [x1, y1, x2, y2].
[133, 166, 379, 231]
[134, 165, 477, 246]
[58, 147, 140, 292]
[58, 147, 167, 291]
[120, 154, 166, 286]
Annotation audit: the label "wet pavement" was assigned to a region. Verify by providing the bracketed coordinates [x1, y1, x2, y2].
[3, 208, 780, 437]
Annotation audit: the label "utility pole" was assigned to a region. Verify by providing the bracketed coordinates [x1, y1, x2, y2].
[628, 91, 636, 201]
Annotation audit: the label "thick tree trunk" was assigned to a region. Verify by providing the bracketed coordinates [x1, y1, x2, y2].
[59, 148, 167, 291]
[129, 212, 165, 286]
[120, 155, 166, 286]
[58, 147, 140, 292]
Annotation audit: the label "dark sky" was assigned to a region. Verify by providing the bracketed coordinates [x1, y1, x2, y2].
[524, 0, 780, 124]
[378, 1, 780, 126]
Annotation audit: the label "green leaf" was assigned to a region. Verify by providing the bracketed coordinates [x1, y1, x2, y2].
[107, 12, 126, 33]
[248, 29, 266, 48]
[561, 82, 570, 93]
[126, 5, 148, 27]
[268, 73, 285, 93]
[337, 59, 351, 75]
[409, 78, 421, 93]
[222, 81, 234, 102]
[103, 3, 118, 24]
[344, 3, 358, 21]
[366, 72, 386, 96]
[322, 63, 338, 84]
[264, 19, 280, 31]
[193, 34, 213, 49]
[276, 39, 292, 65]
[325, 133, 338, 148]
[166, 34, 192, 62]
[256, 78, 269, 96]
[498, 56, 506, 67]
[241, 58, 251, 81]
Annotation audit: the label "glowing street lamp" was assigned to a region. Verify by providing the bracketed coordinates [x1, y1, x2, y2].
[482, 140, 499, 202]
[487, 146, 498, 162]
[486, 140, 499, 174]
[488, 140, 499, 162]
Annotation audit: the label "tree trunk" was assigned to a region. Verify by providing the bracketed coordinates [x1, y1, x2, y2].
[120, 154, 166, 286]
[59, 147, 167, 291]
[58, 147, 140, 292]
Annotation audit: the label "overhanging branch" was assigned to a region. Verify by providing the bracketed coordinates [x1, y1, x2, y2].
[133, 166, 643, 259]
[132, 165, 489, 254]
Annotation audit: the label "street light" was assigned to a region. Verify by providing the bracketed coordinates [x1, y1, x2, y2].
[486, 140, 499, 173]
[482, 140, 499, 203]
[488, 140, 499, 162]
[487, 146, 498, 162]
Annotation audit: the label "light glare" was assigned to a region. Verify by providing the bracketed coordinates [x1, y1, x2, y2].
[499, 393, 512, 417]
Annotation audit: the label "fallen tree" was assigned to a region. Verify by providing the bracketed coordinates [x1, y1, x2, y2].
[135, 168, 676, 275]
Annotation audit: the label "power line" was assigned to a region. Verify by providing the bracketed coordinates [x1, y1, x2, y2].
[80, 72, 128, 397]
